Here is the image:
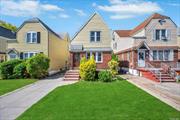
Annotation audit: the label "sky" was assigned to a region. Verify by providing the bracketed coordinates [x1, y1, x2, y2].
[0, 0, 180, 38]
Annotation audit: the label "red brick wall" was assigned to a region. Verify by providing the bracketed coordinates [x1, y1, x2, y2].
[96, 52, 112, 69]
[70, 51, 112, 69]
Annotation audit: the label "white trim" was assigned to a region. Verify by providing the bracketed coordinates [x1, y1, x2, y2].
[23, 52, 38, 59]
[150, 49, 173, 61]
[86, 51, 103, 63]
[0, 36, 16, 41]
[26, 31, 37, 43]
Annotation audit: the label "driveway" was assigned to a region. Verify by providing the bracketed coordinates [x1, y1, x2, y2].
[0, 74, 77, 120]
[121, 75, 180, 111]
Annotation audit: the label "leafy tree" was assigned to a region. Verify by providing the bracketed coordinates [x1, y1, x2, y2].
[0, 20, 17, 32]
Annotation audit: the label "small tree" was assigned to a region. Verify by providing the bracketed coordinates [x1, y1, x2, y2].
[0, 59, 22, 79]
[26, 54, 50, 78]
[13, 61, 29, 79]
[79, 56, 96, 81]
[108, 59, 119, 77]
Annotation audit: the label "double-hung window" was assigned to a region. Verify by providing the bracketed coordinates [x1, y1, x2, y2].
[23, 52, 37, 59]
[86, 52, 102, 63]
[90, 31, 101, 42]
[155, 29, 167, 40]
[26, 32, 37, 43]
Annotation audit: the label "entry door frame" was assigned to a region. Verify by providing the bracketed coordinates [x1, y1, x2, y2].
[138, 49, 146, 67]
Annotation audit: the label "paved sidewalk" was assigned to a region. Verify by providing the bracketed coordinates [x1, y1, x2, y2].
[121, 75, 180, 111]
[0, 76, 77, 120]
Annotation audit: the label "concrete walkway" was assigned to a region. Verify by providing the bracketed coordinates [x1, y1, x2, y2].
[121, 75, 180, 111]
[0, 75, 77, 120]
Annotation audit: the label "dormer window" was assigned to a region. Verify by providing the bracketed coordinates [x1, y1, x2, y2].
[90, 31, 101, 42]
[26, 31, 37, 43]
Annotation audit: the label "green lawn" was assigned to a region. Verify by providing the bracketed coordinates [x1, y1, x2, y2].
[0, 79, 36, 96]
[18, 80, 180, 120]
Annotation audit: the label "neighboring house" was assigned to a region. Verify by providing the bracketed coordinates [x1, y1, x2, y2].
[0, 26, 16, 62]
[70, 13, 112, 69]
[7, 18, 69, 71]
[178, 28, 180, 62]
[112, 13, 179, 76]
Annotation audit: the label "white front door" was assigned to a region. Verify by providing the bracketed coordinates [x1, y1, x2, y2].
[138, 50, 145, 67]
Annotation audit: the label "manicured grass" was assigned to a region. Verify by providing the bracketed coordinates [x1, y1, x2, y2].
[18, 81, 180, 120]
[0, 79, 36, 96]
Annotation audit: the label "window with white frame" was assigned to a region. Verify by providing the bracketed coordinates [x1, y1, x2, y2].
[152, 49, 172, 61]
[23, 52, 37, 59]
[90, 31, 101, 42]
[86, 52, 102, 62]
[113, 42, 117, 49]
[26, 31, 37, 43]
[9, 53, 17, 59]
[155, 29, 167, 40]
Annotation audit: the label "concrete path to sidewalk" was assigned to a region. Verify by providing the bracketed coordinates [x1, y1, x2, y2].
[121, 75, 180, 111]
[0, 74, 77, 120]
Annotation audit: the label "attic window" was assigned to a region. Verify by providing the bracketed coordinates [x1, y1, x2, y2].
[90, 31, 101, 42]
[26, 31, 37, 43]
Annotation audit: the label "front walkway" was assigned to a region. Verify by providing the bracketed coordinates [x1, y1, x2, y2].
[0, 75, 77, 120]
[121, 75, 180, 111]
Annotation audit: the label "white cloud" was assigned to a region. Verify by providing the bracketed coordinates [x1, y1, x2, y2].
[110, 14, 134, 19]
[74, 9, 86, 16]
[0, 0, 64, 17]
[95, 0, 162, 19]
[59, 13, 70, 18]
[41, 4, 64, 11]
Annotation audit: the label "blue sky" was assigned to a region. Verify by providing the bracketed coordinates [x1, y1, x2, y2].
[0, 0, 180, 38]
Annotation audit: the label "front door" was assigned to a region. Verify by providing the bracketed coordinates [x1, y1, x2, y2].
[73, 53, 80, 67]
[138, 50, 145, 67]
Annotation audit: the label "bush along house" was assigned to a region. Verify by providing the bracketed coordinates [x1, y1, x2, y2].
[112, 13, 179, 82]
[6, 18, 69, 73]
[69, 12, 112, 70]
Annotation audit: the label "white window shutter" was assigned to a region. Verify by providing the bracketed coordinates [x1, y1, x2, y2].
[149, 50, 153, 61]
[169, 49, 174, 61]
[167, 29, 171, 40]
[152, 30, 155, 40]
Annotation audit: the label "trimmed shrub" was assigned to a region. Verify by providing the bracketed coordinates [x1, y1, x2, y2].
[13, 61, 29, 79]
[98, 70, 112, 82]
[0, 59, 22, 79]
[26, 54, 50, 79]
[108, 59, 119, 77]
[79, 56, 96, 81]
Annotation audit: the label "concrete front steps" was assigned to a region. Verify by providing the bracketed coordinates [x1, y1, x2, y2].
[63, 70, 80, 81]
[140, 70, 175, 82]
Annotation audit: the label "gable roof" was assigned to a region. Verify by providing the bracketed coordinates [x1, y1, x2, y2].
[17, 18, 61, 39]
[0, 26, 16, 39]
[115, 13, 170, 37]
[115, 30, 131, 37]
[71, 12, 109, 41]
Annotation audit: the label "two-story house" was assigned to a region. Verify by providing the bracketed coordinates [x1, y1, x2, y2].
[0, 26, 16, 62]
[70, 13, 112, 69]
[7, 18, 69, 72]
[112, 13, 179, 81]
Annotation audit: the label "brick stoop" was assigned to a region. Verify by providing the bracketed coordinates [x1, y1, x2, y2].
[64, 70, 80, 81]
[140, 69, 176, 82]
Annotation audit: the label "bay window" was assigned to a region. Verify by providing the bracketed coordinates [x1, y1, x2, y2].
[152, 49, 173, 61]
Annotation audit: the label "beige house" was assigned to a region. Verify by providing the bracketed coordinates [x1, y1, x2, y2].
[112, 13, 179, 80]
[7, 18, 69, 71]
[70, 13, 112, 69]
[0, 26, 16, 62]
